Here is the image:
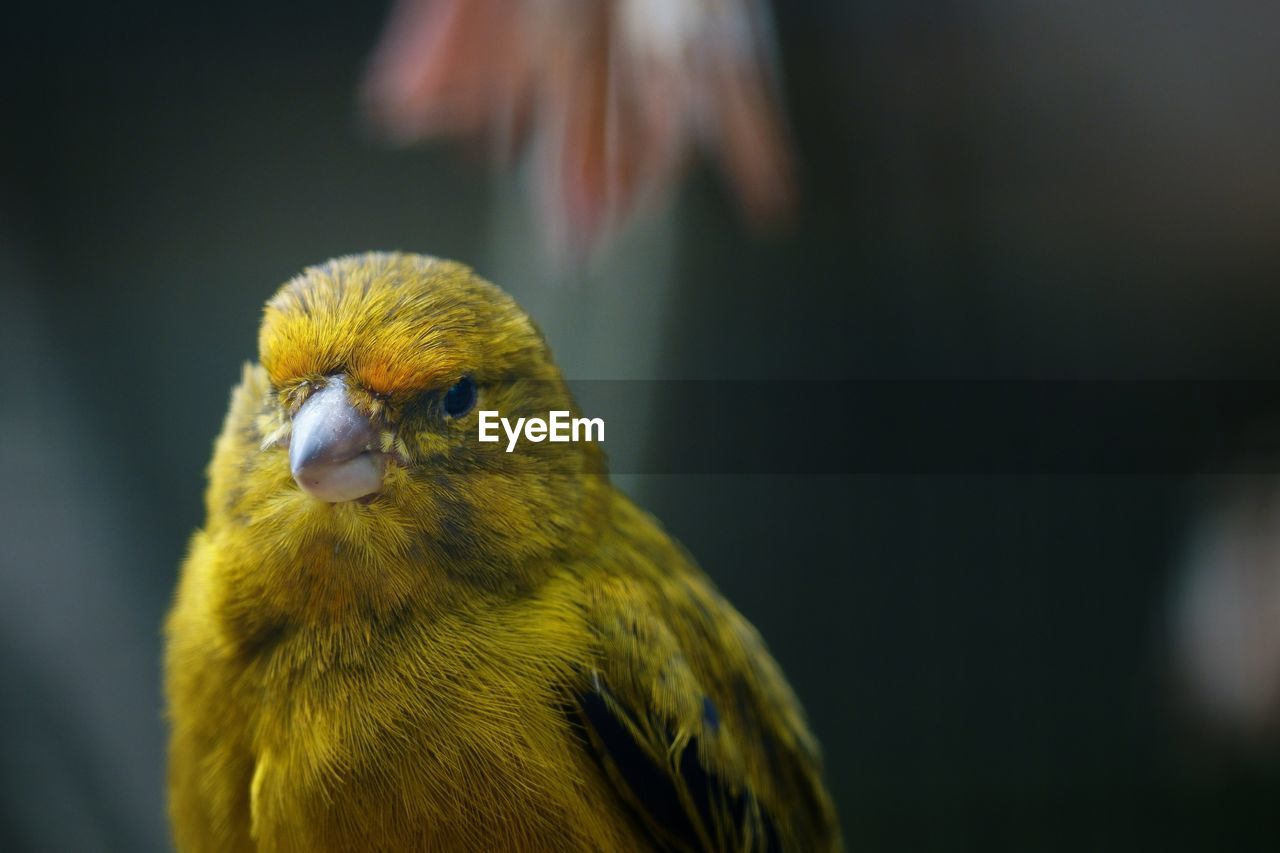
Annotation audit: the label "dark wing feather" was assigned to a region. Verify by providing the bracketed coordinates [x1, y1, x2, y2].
[570, 572, 839, 852]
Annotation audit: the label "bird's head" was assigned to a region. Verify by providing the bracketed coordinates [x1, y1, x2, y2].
[229, 252, 606, 584]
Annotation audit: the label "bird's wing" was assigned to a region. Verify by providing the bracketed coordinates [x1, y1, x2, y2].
[571, 571, 839, 852]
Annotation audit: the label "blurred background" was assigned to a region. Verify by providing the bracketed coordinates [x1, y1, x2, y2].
[6, 0, 1280, 850]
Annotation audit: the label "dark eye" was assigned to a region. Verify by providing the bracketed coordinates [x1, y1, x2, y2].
[443, 376, 476, 418]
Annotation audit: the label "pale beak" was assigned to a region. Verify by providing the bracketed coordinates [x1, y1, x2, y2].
[289, 376, 385, 503]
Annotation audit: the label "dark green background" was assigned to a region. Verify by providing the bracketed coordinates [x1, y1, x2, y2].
[5, 1, 1280, 850]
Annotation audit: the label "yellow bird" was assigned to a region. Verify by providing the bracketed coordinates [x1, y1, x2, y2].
[165, 252, 840, 852]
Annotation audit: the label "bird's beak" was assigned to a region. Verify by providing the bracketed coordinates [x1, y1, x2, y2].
[289, 376, 385, 503]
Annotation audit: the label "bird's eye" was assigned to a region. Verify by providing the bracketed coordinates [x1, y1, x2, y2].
[443, 376, 476, 418]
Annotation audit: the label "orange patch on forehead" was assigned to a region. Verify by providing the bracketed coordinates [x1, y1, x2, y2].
[351, 342, 466, 396]
[259, 316, 349, 387]
[256, 252, 523, 392]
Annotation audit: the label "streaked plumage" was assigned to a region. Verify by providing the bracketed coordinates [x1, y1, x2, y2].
[165, 252, 839, 851]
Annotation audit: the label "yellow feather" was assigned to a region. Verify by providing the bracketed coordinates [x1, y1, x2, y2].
[165, 253, 840, 851]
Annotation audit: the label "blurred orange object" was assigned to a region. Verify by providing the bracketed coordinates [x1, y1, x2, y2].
[363, 0, 796, 259]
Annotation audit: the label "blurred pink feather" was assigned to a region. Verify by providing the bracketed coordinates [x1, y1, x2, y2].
[362, 0, 797, 260]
